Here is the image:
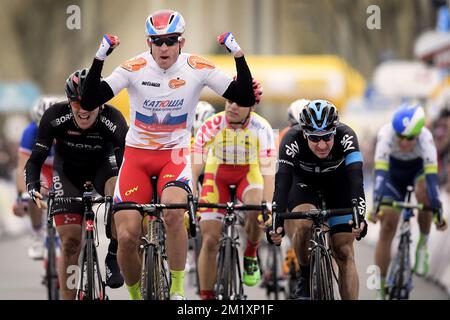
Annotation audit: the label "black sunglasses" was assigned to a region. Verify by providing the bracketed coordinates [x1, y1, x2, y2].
[150, 36, 180, 47]
[396, 133, 416, 141]
[304, 129, 336, 143]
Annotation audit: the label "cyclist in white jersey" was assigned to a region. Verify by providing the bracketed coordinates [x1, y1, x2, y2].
[369, 103, 448, 299]
[81, 9, 256, 300]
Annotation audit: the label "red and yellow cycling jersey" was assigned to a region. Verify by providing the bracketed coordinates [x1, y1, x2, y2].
[193, 111, 275, 165]
[194, 111, 275, 221]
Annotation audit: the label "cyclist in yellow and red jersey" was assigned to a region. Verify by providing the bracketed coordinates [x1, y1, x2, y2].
[80, 9, 256, 300]
[192, 91, 275, 300]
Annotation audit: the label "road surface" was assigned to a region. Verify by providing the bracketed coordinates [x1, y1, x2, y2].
[0, 221, 447, 300]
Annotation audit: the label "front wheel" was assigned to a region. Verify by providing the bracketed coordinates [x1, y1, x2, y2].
[142, 245, 170, 300]
[77, 239, 106, 300]
[310, 246, 335, 300]
[45, 227, 59, 300]
[387, 234, 412, 300]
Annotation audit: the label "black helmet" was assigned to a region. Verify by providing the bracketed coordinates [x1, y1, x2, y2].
[65, 68, 88, 102]
[299, 99, 339, 132]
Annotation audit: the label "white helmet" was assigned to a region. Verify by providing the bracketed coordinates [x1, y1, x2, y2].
[287, 99, 310, 125]
[145, 9, 185, 36]
[194, 101, 216, 131]
[31, 96, 63, 125]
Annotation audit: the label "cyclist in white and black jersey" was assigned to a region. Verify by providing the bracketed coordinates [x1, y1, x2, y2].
[369, 103, 448, 299]
[25, 69, 128, 299]
[80, 9, 255, 300]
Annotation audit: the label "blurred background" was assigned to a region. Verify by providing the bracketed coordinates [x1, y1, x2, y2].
[1, 0, 450, 300]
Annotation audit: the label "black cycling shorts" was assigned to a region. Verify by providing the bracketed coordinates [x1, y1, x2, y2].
[287, 170, 354, 235]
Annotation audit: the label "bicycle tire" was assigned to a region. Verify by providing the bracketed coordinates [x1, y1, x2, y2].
[193, 230, 202, 295]
[92, 242, 106, 300]
[271, 245, 280, 300]
[310, 246, 322, 299]
[76, 243, 87, 300]
[265, 246, 280, 300]
[388, 234, 410, 300]
[46, 227, 59, 300]
[143, 245, 169, 300]
[86, 239, 95, 300]
[230, 245, 242, 299]
[216, 238, 232, 300]
[320, 250, 335, 300]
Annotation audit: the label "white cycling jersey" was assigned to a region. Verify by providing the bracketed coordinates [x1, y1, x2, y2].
[374, 123, 438, 169]
[105, 51, 232, 150]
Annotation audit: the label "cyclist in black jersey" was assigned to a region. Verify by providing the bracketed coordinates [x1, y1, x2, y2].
[24, 69, 128, 299]
[268, 100, 367, 300]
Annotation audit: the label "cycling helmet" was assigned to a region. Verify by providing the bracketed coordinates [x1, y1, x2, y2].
[145, 9, 185, 36]
[288, 99, 310, 125]
[65, 68, 88, 102]
[299, 99, 339, 132]
[392, 103, 425, 137]
[31, 96, 62, 125]
[194, 101, 216, 131]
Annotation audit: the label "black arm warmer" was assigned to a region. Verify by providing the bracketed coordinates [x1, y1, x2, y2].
[222, 56, 255, 107]
[25, 145, 50, 190]
[81, 59, 115, 111]
[346, 162, 366, 216]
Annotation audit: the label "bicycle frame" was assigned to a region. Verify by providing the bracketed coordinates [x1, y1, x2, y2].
[273, 196, 359, 300]
[382, 186, 422, 300]
[197, 192, 269, 300]
[48, 182, 110, 300]
[45, 194, 60, 300]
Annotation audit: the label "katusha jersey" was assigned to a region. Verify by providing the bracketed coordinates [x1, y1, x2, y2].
[104, 52, 233, 150]
[192, 111, 276, 165]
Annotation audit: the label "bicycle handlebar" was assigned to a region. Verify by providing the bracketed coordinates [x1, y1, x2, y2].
[113, 194, 198, 238]
[50, 195, 112, 205]
[272, 199, 361, 234]
[379, 200, 434, 212]
[196, 202, 268, 212]
[113, 202, 190, 212]
[275, 207, 353, 220]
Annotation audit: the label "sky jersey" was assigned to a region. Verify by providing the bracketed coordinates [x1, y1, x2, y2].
[104, 52, 233, 150]
[274, 123, 366, 215]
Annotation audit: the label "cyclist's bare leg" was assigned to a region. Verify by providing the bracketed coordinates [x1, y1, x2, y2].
[28, 199, 44, 231]
[56, 224, 82, 300]
[114, 210, 142, 285]
[331, 233, 358, 300]
[375, 207, 400, 277]
[198, 220, 221, 294]
[242, 188, 263, 243]
[161, 186, 188, 271]
[291, 204, 314, 266]
[415, 179, 433, 235]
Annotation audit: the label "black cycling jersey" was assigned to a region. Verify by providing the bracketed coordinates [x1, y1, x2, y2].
[25, 102, 128, 190]
[274, 123, 366, 216]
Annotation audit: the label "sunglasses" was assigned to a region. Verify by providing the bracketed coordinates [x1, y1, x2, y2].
[304, 129, 336, 142]
[149, 36, 180, 47]
[396, 133, 416, 141]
